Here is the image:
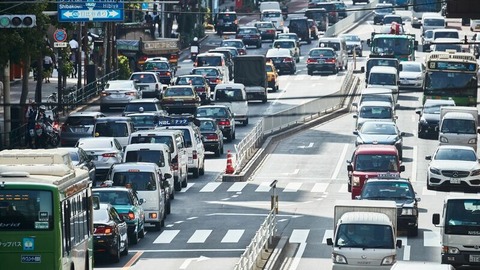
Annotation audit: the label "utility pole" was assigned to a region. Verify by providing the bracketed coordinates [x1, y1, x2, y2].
[3, 62, 11, 148]
[77, 24, 82, 90]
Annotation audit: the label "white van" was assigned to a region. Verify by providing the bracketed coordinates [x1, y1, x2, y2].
[353, 87, 395, 108]
[93, 117, 134, 148]
[432, 29, 460, 41]
[318, 37, 349, 70]
[421, 15, 446, 35]
[261, 9, 284, 32]
[260, 1, 281, 13]
[366, 66, 399, 103]
[123, 143, 174, 199]
[108, 162, 167, 230]
[129, 129, 188, 191]
[213, 83, 249, 126]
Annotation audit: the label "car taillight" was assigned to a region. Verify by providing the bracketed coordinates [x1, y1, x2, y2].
[101, 91, 110, 97]
[196, 87, 205, 92]
[216, 78, 221, 84]
[125, 92, 136, 96]
[240, 49, 246, 55]
[192, 150, 198, 159]
[307, 58, 317, 64]
[218, 119, 230, 126]
[205, 134, 218, 140]
[283, 57, 293, 63]
[94, 225, 113, 235]
[127, 211, 135, 220]
[138, 56, 148, 63]
[234, 19, 238, 24]
[267, 30, 275, 34]
[236, 35, 243, 39]
[102, 153, 116, 157]
[325, 58, 336, 63]
[172, 155, 179, 170]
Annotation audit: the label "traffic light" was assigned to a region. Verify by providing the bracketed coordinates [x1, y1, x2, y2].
[0, 15, 36, 28]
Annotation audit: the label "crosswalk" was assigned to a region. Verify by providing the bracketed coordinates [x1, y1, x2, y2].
[150, 227, 442, 248]
[178, 181, 479, 196]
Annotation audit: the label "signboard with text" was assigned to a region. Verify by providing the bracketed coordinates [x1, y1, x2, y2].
[58, 0, 124, 22]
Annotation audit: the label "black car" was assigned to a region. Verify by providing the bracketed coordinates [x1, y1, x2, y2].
[175, 75, 212, 103]
[236, 26, 262, 48]
[315, 2, 339, 25]
[373, 3, 394, 25]
[198, 117, 224, 157]
[62, 147, 97, 183]
[215, 11, 238, 35]
[266, 48, 297, 75]
[288, 17, 311, 44]
[358, 178, 420, 237]
[415, 99, 456, 139]
[254, 21, 277, 41]
[195, 105, 236, 142]
[353, 120, 404, 159]
[191, 67, 225, 91]
[306, 47, 339, 75]
[142, 60, 174, 85]
[335, 2, 348, 19]
[93, 203, 129, 262]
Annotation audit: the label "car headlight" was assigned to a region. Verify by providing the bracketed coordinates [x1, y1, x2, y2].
[443, 246, 460, 254]
[352, 176, 361, 186]
[381, 255, 396, 265]
[429, 167, 441, 175]
[468, 138, 477, 144]
[401, 208, 416, 216]
[471, 169, 480, 176]
[439, 136, 449, 143]
[416, 76, 422, 80]
[332, 253, 348, 264]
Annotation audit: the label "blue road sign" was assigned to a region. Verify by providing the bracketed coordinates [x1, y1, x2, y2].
[58, 0, 124, 22]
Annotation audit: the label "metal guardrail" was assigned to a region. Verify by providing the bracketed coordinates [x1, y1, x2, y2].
[233, 208, 276, 270]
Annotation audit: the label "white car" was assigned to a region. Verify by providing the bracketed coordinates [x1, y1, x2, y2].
[471, 19, 480, 32]
[353, 100, 396, 130]
[399, 61, 425, 89]
[426, 145, 480, 191]
[129, 72, 164, 99]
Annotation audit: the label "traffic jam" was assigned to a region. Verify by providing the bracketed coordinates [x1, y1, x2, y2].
[3, 0, 480, 269]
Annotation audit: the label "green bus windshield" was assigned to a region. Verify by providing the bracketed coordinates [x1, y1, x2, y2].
[424, 71, 477, 95]
[0, 190, 53, 231]
[372, 38, 410, 55]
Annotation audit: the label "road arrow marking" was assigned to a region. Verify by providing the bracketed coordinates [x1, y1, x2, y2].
[179, 256, 210, 269]
[297, 142, 314, 149]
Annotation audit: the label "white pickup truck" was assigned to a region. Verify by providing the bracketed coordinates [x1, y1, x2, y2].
[326, 200, 402, 270]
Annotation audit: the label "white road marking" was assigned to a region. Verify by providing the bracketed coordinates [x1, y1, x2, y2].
[200, 182, 221, 192]
[403, 245, 411, 260]
[255, 181, 272, 192]
[221, 229, 245, 243]
[283, 182, 303, 192]
[424, 231, 441, 247]
[227, 182, 247, 192]
[180, 183, 195, 192]
[327, 75, 338, 80]
[288, 243, 307, 270]
[187, 230, 212, 243]
[153, 230, 180, 244]
[322, 229, 333, 244]
[290, 229, 310, 243]
[332, 144, 349, 181]
[311, 183, 329, 193]
[410, 146, 417, 182]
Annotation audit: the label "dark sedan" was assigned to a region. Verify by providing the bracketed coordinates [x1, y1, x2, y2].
[191, 67, 225, 91]
[254, 21, 277, 41]
[266, 48, 296, 75]
[306, 47, 339, 75]
[195, 105, 236, 142]
[353, 120, 404, 159]
[142, 60, 174, 85]
[175, 75, 212, 104]
[93, 203, 129, 262]
[358, 178, 420, 237]
[415, 99, 456, 139]
[236, 26, 262, 48]
[198, 117, 224, 157]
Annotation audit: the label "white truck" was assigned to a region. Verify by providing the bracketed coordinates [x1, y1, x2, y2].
[326, 200, 402, 270]
[439, 106, 479, 149]
[432, 196, 480, 268]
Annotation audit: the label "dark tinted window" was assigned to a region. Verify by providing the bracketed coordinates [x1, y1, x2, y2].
[95, 122, 129, 137]
[196, 56, 222, 67]
[289, 19, 308, 29]
[125, 150, 165, 166]
[144, 61, 169, 70]
[217, 13, 237, 22]
[112, 172, 157, 191]
[130, 73, 157, 83]
[125, 103, 157, 112]
[94, 190, 133, 205]
[65, 116, 95, 126]
[130, 135, 174, 152]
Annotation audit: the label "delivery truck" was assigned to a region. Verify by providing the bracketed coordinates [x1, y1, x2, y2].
[234, 55, 268, 103]
[326, 200, 402, 270]
[439, 106, 480, 149]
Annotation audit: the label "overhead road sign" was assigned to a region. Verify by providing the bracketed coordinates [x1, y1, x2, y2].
[58, 0, 124, 22]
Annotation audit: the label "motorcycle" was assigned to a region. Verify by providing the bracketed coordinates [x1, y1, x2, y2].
[191, 45, 199, 61]
[33, 121, 60, 148]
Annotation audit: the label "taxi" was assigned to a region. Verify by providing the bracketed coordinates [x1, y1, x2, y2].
[266, 61, 279, 92]
[160, 85, 201, 114]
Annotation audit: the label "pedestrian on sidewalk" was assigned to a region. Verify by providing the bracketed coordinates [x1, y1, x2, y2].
[43, 48, 55, 83]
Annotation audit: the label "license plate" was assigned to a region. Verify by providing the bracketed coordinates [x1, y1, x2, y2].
[274, 60, 281, 63]
[318, 59, 325, 63]
[21, 255, 41, 263]
[247, 94, 254, 99]
[188, 157, 193, 164]
[75, 127, 87, 133]
[244, 35, 251, 38]
[470, 255, 480, 262]
[450, 178, 462, 184]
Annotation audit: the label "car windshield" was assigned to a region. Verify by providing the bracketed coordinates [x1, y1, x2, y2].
[192, 68, 219, 76]
[372, 38, 410, 55]
[424, 18, 444, 26]
[125, 103, 157, 112]
[263, 12, 281, 18]
[423, 105, 446, 114]
[94, 191, 133, 206]
[95, 122, 129, 137]
[218, 13, 237, 22]
[238, 28, 258, 34]
[434, 148, 477, 161]
[215, 88, 244, 101]
[424, 31, 433, 38]
[376, 6, 394, 14]
[106, 81, 133, 89]
[360, 123, 397, 135]
[125, 150, 165, 166]
[441, 119, 477, 134]
[130, 135, 174, 152]
[368, 73, 396, 85]
[222, 41, 243, 48]
[256, 23, 274, 28]
[176, 77, 204, 85]
[143, 61, 169, 70]
[77, 139, 113, 149]
[355, 154, 399, 172]
[434, 32, 459, 39]
[69, 152, 80, 161]
[112, 172, 157, 191]
[164, 87, 194, 97]
[197, 107, 228, 118]
[402, 63, 421, 72]
[383, 17, 401, 24]
[274, 41, 294, 49]
[197, 57, 222, 67]
[130, 73, 156, 83]
[309, 49, 334, 57]
[359, 106, 393, 119]
[433, 44, 462, 52]
[342, 35, 360, 42]
[361, 182, 414, 200]
[278, 34, 297, 40]
[129, 115, 158, 126]
[65, 116, 95, 126]
[200, 120, 217, 131]
[335, 224, 394, 249]
[319, 41, 340, 51]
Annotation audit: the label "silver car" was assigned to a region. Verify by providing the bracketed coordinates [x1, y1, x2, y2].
[60, 112, 106, 147]
[399, 61, 425, 89]
[75, 137, 124, 183]
[129, 72, 164, 99]
[100, 80, 141, 112]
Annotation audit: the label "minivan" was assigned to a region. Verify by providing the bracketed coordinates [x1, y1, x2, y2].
[129, 129, 188, 191]
[215, 11, 238, 35]
[362, 57, 401, 83]
[213, 83, 249, 126]
[318, 37, 348, 70]
[195, 52, 230, 82]
[288, 17, 311, 44]
[366, 66, 399, 102]
[93, 117, 134, 148]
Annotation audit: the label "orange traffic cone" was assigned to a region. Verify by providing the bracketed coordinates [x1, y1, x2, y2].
[225, 150, 235, 174]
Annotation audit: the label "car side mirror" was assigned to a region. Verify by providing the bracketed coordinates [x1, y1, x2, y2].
[139, 198, 145, 205]
[360, 66, 365, 73]
[396, 239, 402, 248]
[432, 213, 440, 225]
[162, 179, 170, 187]
[416, 197, 421, 203]
[352, 102, 358, 107]
[164, 173, 172, 179]
[326, 238, 333, 246]
[347, 164, 353, 171]
[353, 130, 359, 135]
[366, 39, 371, 46]
[400, 132, 405, 136]
[400, 165, 405, 172]
[425, 155, 432, 160]
[353, 115, 358, 118]
[415, 108, 421, 115]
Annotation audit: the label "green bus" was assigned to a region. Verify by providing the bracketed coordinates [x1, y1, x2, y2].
[368, 33, 417, 61]
[423, 51, 478, 106]
[0, 149, 93, 270]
